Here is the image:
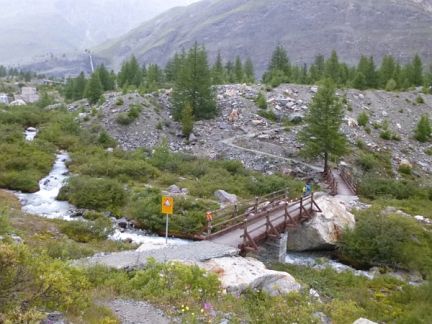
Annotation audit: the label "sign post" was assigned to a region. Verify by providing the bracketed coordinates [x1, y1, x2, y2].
[161, 196, 174, 244]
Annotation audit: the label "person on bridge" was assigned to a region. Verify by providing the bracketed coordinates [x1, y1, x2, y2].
[303, 181, 312, 197]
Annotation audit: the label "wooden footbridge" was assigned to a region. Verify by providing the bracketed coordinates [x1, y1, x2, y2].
[198, 190, 322, 253]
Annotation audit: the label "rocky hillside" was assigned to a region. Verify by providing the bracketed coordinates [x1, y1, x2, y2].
[0, 0, 198, 65]
[96, 0, 432, 75]
[77, 84, 432, 181]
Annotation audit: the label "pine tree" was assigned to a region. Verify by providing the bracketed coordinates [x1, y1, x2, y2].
[225, 61, 235, 83]
[84, 72, 103, 105]
[172, 43, 216, 120]
[243, 58, 255, 84]
[211, 51, 225, 85]
[263, 44, 291, 85]
[97, 64, 115, 91]
[378, 55, 396, 88]
[415, 114, 431, 142]
[181, 102, 194, 138]
[72, 72, 87, 100]
[145, 64, 164, 91]
[309, 54, 325, 83]
[411, 54, 423, 86]
[352, 72, 367, 90]
[325, 50, 341, 84]
[234, 56, 244, 83]
[298, 78, 347, 172]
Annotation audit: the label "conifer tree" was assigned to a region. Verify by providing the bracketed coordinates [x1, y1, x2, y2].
[84, 71, 103, 105]
[234, 56, 244, 83]
[211, 51, 225, 85]
[379, 55, 396, 88]
[411, 54, 423, 86]
[309, 54, 325, 82]
[172, 43, 216, 120]
[298, 78, 347, 172]
[263, 44, 291, 85]
[181, 102, 194, 138]
[325, 50, 341, 84]
[415, 114, 431, 142]
[243, 57, 255, 83]
[97, 64, 115, 91]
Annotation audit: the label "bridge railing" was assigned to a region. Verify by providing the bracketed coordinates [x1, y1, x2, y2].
[340, 168, 357, 194]
[204, 188, 290, 237]
[323, 169, 338, 196]
[240, 193, 321, 251]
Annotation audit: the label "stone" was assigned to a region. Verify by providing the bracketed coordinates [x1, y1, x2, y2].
[117, 218, 129, 229]
[310, 86, 318, 93]
[288, 113, 304, 124]
[251, 119, 265, 126]
[313, 312, 332, 324]
[228, 109, 240, 123]
[188, 133, 197, 142]
[215, 190, 238, 205]
[287, 194, 356, 251]
[399, 159, 412, 169]
[168, 184, 182, 194]
[41, 311, 65, 324]
[199, 257, 301, 296]
[353, 318, 378, 324]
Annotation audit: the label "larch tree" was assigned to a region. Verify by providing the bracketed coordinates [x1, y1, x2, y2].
[171, 43, 216, 120]
[84, 71, 103, 105]
[298, 78, 347, 172]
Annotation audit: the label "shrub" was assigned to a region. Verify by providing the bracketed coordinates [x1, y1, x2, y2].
[59, 176, 127, 212]
[356, 153, 378, 172]
[357, 112, 369, 127]
[115, 98, 124, 106]
[339, 211, 432, 273]
[116, 112, 133, 125]
[385, 79, 397, 91]
[398, 164, 412, 175]
[416, 95, 425, 104]
[60, 218, 113, 243]
[257, 109, 278, 122]
[255, 92, 267, 109]
[415, 114, 431, 142]
[357, 178, 423, 200]
[97, 131, 117, 148]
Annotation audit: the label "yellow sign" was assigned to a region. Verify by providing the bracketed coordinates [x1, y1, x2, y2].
[161, 196, 174, 215]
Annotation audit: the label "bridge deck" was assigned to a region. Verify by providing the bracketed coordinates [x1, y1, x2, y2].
[205, 194, 320, 251]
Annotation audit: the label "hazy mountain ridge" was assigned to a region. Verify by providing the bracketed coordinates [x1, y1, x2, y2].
[0, 0, 198, 65]
[96, 0, 432, 75]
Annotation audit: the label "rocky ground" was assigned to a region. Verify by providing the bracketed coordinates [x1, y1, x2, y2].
[75, 83, 432, 179]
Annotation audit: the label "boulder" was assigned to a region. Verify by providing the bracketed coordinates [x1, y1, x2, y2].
[199, 257, 301, 296]
[215, 190, 238, 205]
[287, 194, 356, 251]
[168, 185, 182, 194]
[353, 319, 377, 324]
[399, 159, 413, 169]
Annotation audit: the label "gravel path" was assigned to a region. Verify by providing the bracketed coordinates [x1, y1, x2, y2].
[107, 300, 173, 324]
[75, 241, 239, 269]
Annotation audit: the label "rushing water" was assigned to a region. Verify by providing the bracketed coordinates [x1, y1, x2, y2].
[15, 151, 76, 220]
[285, 251, 374, 278]
[14, 148, 190, 247]
[24, 127, 38, 141]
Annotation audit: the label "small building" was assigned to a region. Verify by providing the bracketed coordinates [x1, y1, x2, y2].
[0, 93, 8, 105]
[20, 87, 40, 103]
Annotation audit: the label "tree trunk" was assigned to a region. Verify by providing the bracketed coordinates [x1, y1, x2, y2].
[324, 151, 328, 173]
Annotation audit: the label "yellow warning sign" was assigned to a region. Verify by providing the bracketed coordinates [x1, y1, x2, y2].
[161, 196, 174, 215]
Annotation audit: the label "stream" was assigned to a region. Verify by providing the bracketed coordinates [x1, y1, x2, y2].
[13, 131, 403, 279]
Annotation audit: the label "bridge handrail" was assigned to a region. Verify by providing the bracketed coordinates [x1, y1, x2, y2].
[340, 168, 357, 194]
[324, 169, 338, 196]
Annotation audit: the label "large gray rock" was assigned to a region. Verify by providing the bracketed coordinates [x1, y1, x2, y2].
[353, 318, 378, 324]
[215, 190, 238, 205]
[196, 257, 301, 296]
[287, 194, 355, 251]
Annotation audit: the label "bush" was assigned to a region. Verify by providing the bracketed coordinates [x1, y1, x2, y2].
[398, 164, 412, 175]
[116, 112, 133, 125]
[255, 92, 267, 109]
[60, 218, 114, 243]
[357, 178, 424, 200]
[416, 95, 425, 104]
[339, 211, 432, 273]
[59, 176, 127, 212]
[115, 98, 124, 106]
[356, 153, 378, 172]
[357, 112, 369, 127]
[415, 114, 431, 142]
[257, 109, 278, 122]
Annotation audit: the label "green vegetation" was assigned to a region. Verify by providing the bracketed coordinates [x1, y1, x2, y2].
[272, 263, 432, 324]
[357, 112, 369, 127]
[255, 92, 267, 109]
[415, 114, 431, 142]
[298, 78, 347, 171]
[339, 209, 432, 273]
[171, 43, 217, 121]
[115, 104, 142, 125]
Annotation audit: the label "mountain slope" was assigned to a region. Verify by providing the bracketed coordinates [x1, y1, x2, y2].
[96, 0, 432, 75]
[0, 0, 199, 65]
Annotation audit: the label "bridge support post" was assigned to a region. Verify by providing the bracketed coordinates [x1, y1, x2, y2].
[254, 231, 288, 263]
